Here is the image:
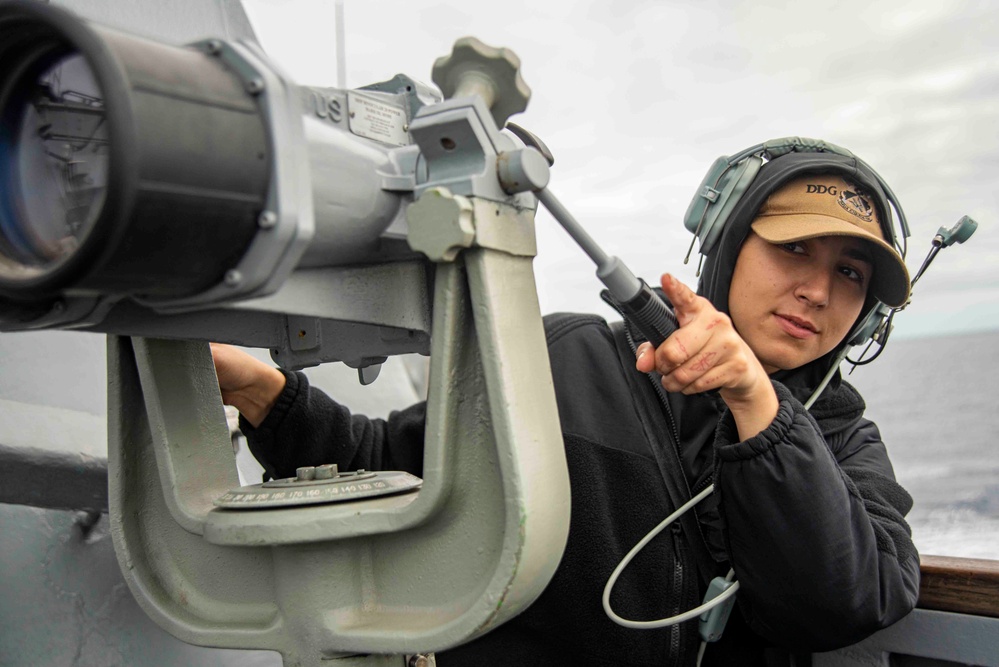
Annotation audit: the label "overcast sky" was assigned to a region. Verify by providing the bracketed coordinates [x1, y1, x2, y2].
[238, 0, 997, 339]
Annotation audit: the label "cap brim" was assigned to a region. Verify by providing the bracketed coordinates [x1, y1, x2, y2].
[752, 214, 911, 307]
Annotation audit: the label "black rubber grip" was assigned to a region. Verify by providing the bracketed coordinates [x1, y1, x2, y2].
[619, 281, 679, 348]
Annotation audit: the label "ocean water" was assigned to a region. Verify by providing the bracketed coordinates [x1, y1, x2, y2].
[845, 329, 999, 560]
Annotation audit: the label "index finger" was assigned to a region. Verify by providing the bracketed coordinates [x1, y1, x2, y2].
[659, 273, 703, 324]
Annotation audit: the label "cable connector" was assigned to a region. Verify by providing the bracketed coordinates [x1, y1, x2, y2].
[698, 576, 738, 643]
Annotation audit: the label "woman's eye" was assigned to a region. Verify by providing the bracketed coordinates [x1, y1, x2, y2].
[780, 241, 805, 254]
[840, 265, 865, 283]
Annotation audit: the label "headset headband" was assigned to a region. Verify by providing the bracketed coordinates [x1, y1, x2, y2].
[683, 136, 909, 262]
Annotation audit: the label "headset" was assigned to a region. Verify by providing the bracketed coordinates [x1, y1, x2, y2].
[680, 137, 911, 374]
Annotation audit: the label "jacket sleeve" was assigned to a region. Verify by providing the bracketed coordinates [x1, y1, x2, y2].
[239, 369, 426, 481]
[713, 381, 920, 652]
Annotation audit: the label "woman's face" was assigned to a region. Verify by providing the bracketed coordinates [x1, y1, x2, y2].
[728, 232, 872, 373]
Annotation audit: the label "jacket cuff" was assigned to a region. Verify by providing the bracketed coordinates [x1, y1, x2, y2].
[714, 381, 800, 461]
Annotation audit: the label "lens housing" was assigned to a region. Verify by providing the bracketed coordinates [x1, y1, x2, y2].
[0, 1, 270, 300]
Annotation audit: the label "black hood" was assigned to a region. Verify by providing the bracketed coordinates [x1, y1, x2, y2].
[695, 152, 894, 398]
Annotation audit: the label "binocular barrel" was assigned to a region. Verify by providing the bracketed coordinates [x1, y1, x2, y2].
[0, 0, 272, 300]
[0, 0, 409, 313]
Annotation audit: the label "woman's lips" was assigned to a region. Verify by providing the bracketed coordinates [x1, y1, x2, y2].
[775, 314, 817, 339]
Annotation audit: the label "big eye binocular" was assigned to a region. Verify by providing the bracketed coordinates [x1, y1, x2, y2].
[0, 3, 570, 666]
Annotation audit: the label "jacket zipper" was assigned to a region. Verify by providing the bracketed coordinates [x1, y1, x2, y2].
[608, 303, 693, 667]
[669, 522, 686, 666]
[620, 320, 684, 666]
[618, 316, 683, 470]
[614, 304, 716, 515]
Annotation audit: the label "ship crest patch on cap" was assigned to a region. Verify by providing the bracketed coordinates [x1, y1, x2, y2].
[838, 188, 875, 222]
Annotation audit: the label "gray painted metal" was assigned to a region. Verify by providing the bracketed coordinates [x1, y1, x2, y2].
[497, 147, 551, 194]
[431, 37, 530, 130]
[0, 442, 108, 511]
[0, 3, 450, 378]
[99, 42, 572, 652]
[76, 262, 434, 370]
[0, 503, 282, 666]
[814, 608, 999, 666]
[1, 1, 273, 662]
[406, 188, 476, 262]
[7, 13, 563, 663]
[128, 34, 317, 311]
[214, 469, 422, 509]
[106, 242, 569, 665]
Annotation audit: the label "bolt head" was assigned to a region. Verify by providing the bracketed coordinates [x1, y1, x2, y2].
[258, 210, 277, 229]
[246, 78, 265, 95]
[224, 270, 242, 287]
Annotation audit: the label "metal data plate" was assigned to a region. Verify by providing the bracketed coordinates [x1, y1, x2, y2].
[347, 91, 410, 146]
[214, 469, 422, 510]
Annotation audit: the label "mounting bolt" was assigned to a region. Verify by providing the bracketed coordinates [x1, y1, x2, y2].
[246, 78, 265, 95]
[258, 210, 278, 229]
[74, 510, 102, 539]
[205, 39, 223, 55]
[224, 270, 242, 287]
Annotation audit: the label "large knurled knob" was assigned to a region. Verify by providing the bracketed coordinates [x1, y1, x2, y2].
[432, 36, 531, 129]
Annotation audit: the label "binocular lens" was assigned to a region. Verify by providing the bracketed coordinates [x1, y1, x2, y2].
[0, 51, 107, 277]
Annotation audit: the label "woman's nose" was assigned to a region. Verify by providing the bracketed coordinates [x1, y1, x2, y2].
[794, 270, 832, 307]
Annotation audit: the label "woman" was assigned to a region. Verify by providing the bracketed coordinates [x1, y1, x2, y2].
[214, 149, 920, 665]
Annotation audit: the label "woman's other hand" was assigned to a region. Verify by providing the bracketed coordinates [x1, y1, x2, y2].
[210, 343, 286, 428]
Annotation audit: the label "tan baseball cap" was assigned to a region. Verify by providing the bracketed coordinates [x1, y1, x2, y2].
[750, 174, 910, 307]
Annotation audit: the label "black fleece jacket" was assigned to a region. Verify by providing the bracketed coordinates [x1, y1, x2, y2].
[242, 310, 919, 666]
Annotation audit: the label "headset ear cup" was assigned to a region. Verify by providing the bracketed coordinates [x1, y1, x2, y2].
[684, 156, 730, 236]
[682, 156, 763, 257]
[847, 304, 890, 347]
